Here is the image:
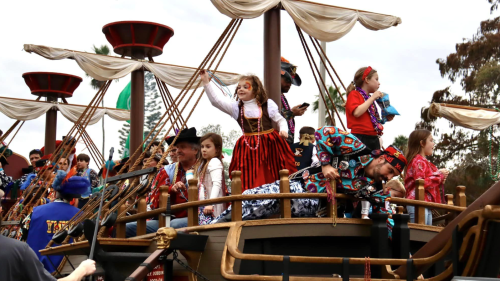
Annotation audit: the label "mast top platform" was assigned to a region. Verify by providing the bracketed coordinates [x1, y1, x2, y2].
[102, 21, 175, 59]
[22, 72, 82, 99]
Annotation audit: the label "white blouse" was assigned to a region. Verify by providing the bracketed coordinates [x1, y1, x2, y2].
[198, 158, 225, 217]
[204, 83, 288, 132]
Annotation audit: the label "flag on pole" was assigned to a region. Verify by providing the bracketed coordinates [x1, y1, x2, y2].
[117, 81, 131, 158]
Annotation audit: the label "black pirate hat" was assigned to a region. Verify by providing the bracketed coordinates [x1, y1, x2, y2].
[166, 127, 200, 146]
[281, 57, 301, 86]
[0, 146, 13, 166]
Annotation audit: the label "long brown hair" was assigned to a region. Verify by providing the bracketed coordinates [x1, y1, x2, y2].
[404, 129, 432, 175]
[194, 133, 223, 178]
[346, 67, 378, 95]
[234, 75, 268, 106]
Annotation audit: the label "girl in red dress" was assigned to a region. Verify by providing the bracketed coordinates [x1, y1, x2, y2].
[345, 66, 394, 150]
[404, 129, 449, 225]
[200, 70, 297, 191]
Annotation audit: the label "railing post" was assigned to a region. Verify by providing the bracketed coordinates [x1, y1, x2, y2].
[136, 195, 147, 236]
[445, 194, 454, 225]
[327, 179, 336, 218]
[231, 171, 242, 222]
[392, 214, 410, 259]
[158, 186, 170, 228]
[415, 179, 426, 224]
[187, 179, 198, 227]
[370, 213, 389, 278]
[279, 170, 291, 218]
[455, 186, 466, 207]
[396, 206, 404, 215]
[115, 203, 128, 238]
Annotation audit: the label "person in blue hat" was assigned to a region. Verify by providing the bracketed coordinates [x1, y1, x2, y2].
[24, 170, 89, 274]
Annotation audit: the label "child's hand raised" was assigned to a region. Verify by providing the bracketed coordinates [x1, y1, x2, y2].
[199, 70, 210, 85]
[279, 130, 288, 139]
[371, 91, 384, 100]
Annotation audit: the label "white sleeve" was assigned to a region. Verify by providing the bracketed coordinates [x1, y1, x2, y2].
[207, 159, 223, 200]
[311, 145, 319, 166]
[203, 83, 238, 119]
[267, 99, 288, 132]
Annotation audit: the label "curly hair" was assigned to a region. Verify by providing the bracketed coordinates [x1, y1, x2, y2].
[234, 75, 268, 106]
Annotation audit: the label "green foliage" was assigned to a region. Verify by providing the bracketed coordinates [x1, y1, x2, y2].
[143, 72, 165, 144]
[87, 45, 111, 90]
[392, 135, 408, 153]
[418, 3, 500, 200]
[118, 123, 130, 156]
[312, 85, 345, 126]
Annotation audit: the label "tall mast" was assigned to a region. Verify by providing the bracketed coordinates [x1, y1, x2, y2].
[263, 7, 281, 108]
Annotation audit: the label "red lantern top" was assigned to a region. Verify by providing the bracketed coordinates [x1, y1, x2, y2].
[102, 21, 175, 59]
[22, 72, 83, 99]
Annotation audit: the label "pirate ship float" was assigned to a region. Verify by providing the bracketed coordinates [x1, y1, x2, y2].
[2, 1, 500, 280]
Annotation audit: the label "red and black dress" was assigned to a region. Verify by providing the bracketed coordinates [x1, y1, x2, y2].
[204, 83, 297, 191]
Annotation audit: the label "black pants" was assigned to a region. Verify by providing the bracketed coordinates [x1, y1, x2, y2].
[353, 133, 380, 151]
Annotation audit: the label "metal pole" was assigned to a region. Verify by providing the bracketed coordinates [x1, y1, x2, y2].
[130, 69, 145, 164]
[44, 96, 58, 155]
[318, 41, 327, 127]
[263, 7, 281, 108]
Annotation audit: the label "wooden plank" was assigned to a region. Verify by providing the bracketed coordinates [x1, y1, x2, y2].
[231, 171, 242, 222]
[187, 179, 198, 227]
[279, 170, 291, 218]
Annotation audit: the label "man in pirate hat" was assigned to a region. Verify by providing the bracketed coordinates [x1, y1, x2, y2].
[125, 127, 200, 237]
[0, 146, 14, 192]
[24, 170, 89, 273]
[280, 57, 308, 146]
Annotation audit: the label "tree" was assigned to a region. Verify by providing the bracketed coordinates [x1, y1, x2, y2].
[143, 72, 165, 145]
[417, 2, 500, 201]
[392, 135, 408, 153]
[117, 73, 165, 155]
[86, 45, 111, 160]
[312, 85, 345, 126]
[198, 124, 241, 189]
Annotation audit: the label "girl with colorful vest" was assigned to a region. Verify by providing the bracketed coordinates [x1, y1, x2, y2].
[404, 129, 449, 225]
[345, 66, 394, 150]
[193, 133, 228, 224]
[200, 70, 297, 191]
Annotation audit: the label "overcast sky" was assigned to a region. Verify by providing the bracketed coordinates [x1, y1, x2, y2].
[0, 0, 495, 170]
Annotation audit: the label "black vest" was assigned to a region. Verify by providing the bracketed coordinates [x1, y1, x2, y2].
[290, 142, 314, 171]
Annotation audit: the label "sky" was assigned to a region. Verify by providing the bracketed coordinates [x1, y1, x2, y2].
[0, 0, 495, 171]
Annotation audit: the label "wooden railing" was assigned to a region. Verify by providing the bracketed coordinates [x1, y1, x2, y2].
[114, 172, 467, 237]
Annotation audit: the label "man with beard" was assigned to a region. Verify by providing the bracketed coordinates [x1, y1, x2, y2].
[125, 127, 200, 237]
[211, 126, 406, 225]
[280, 57, 308, 145]
[312, 126, 407, 220]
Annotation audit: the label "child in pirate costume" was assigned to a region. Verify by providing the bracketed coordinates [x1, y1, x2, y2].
[24, 170, 88, 273]
[290, 126, 319, 170]
[200, 70, 297, 191]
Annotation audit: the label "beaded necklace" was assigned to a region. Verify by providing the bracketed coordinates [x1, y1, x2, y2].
[356, 87, 383, 136]
[240, 105, 262, 150]
[281, 95, 295, 134]
[173, 162, 188, 200]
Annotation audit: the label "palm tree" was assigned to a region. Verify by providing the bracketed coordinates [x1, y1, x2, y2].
[86, 45, 112, 160]
[392, 135, 409, 153]
[312, 85, 346, 126]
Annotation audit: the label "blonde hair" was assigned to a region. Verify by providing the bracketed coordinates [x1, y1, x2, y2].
[386, 179, 406, 197]
[346, 67, 378, 94]
[235, 75, 268, 106]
